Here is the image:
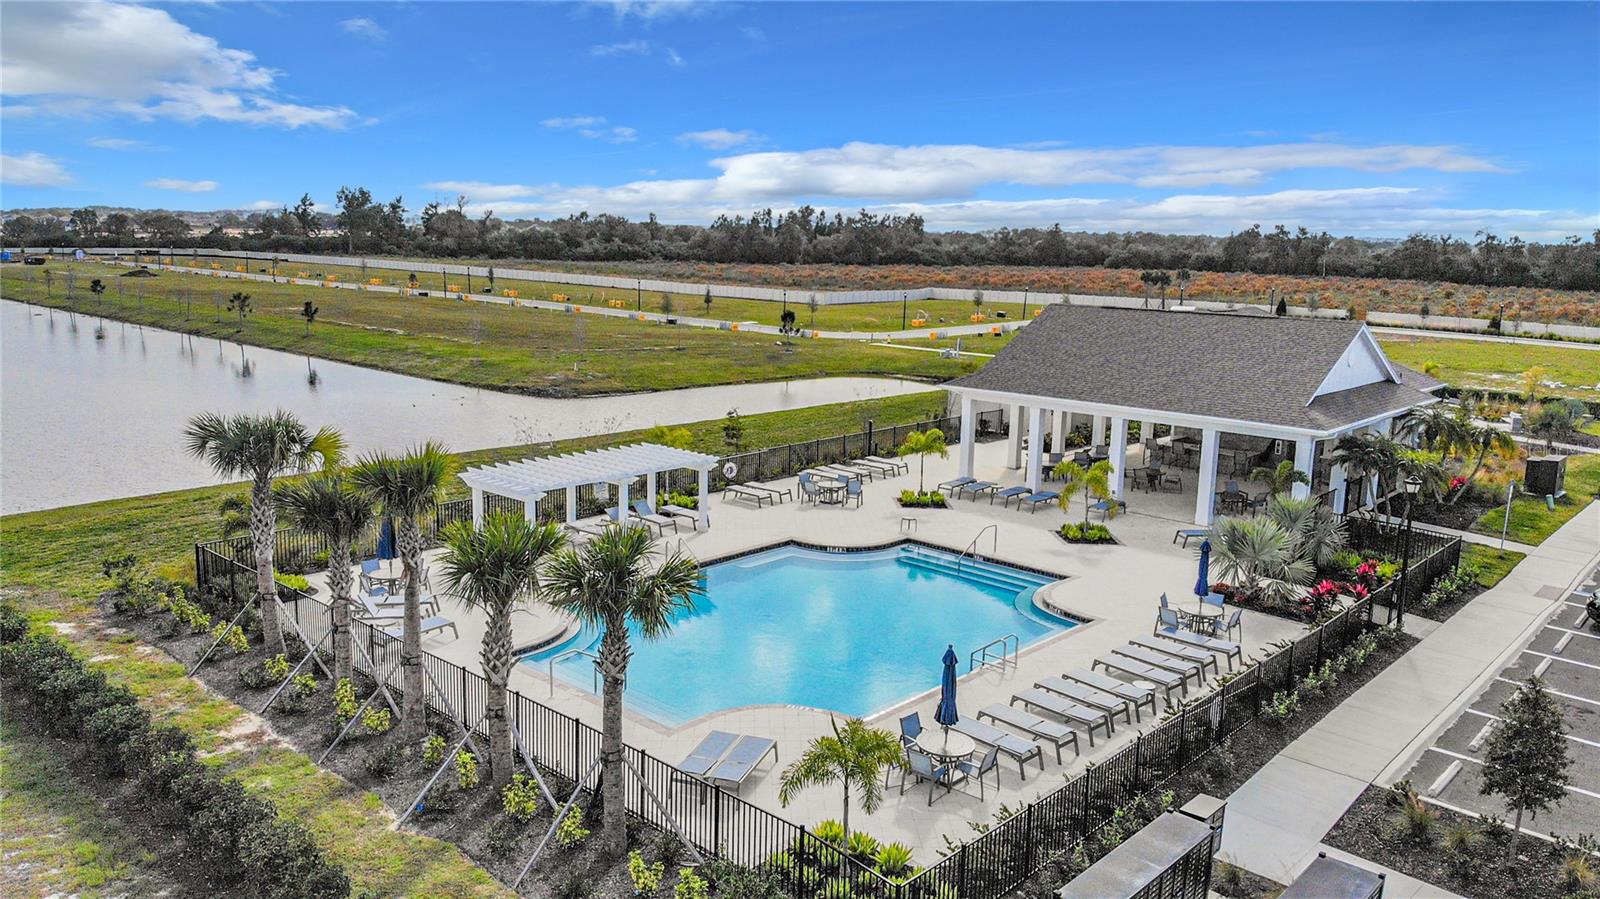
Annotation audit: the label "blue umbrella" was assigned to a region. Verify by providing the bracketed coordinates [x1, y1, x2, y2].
[377, 517, 396, 561]
[1195, 539, 1212, 599]
[935, 644, 960, 729]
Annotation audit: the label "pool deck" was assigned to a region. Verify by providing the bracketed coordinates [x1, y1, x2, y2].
[305, 438, 1307, 860]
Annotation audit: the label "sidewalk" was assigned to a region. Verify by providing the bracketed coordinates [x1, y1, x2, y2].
[1217, 500, 1600, 891]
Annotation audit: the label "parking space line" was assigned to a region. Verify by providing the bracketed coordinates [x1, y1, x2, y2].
[1425, 747, 1600, 800]
[1522, 649, 1600, 672]
[1462, 708, 1600, 751]
[1546, 624, 1600, 642]
[1495, 676, 1600, 709]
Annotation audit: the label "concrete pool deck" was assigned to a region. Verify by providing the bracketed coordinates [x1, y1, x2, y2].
[304, 438, 1308, 859]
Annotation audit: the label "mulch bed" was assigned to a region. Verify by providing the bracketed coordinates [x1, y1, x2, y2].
[1410, 581, 1489, 624]
[108, 599, 695, 898]
[1410, 496, 1496, 532]
[1324, 785, 1570, 898]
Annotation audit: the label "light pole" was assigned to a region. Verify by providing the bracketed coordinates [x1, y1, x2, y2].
[1395, 474, 1423, 630]
[636, 279, 641, 311]
[1022, 287, 1029, 320]
[901, 291, 908, 330]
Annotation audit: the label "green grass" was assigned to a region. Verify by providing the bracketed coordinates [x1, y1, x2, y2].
[1460, 543, 1526, 588]
[2, 262, 972, 395]
[1580, 419, 1600, 437]
[1467, 452, 1600, 545]
[1377, 335, 1600, 402]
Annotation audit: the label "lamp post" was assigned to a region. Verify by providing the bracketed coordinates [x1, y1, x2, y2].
[1022, 287, 1029, 320]
[635, 279, 641, 311]
[901, 291, 908, 330]
[1396, 474, 1422, 630]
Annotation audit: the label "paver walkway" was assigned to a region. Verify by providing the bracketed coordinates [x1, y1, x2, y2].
[1217, 500, 1600, 891]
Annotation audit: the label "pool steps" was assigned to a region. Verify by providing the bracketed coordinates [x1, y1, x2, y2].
[895, 546, 1052, 595]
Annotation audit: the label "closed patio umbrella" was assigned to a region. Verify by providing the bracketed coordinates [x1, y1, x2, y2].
[935, 644, 960, 730]
[1195, 539, 1212, 599]
[377, 517, 396, 561]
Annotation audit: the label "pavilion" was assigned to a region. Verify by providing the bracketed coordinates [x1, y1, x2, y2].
[946, 305, 1445, 524]
[460, 443, 721, 529]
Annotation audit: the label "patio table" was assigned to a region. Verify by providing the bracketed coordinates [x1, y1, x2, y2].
[366, 559, 407, 592]
[817, 483, 847, 505]
[919, 729, 975, 765]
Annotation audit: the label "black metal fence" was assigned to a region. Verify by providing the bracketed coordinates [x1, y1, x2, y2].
[1343, 515, 1463, 621]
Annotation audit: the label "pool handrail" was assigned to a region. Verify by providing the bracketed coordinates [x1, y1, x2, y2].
[970, 633, 1019, 672]
[548, 647, 601, 696]
[956, 524, 999, 571]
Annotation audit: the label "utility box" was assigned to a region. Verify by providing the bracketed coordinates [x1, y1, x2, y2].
[1525, 455, 1568, 499]
[1281, 852, 1385, 899]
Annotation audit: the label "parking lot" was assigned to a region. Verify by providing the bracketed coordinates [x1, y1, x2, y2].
[1403, 576, 1600, 838]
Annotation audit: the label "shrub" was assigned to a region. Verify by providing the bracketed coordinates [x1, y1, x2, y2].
[674, 867, 710, 899]
[874, 842, 914, 878]
[555, 806, 590, 849]
[501, 773, 540, 822]
[422, 733, 448, 766]
[0, 601, 28, 642]
[1386, 782, 1440, 846]
[1201, 738, 1238, 789]
[1561, 854, 1598, 893]
[1058, 522, 1115, 544]
[846, 830, 880, 862]
[333, 678, 359, 724]
[484, 816, 525, 858]
[455, 749, 480, 790]
[1261, 690, 1300, 725]
[264, 653, 290, 681]
[362, 741, 405, 780]
[896, 490, 948, 508]
[273, 573, 311, 593]
[360, 708, 392, 735]
[628, 849, 665, 894]
[1441, 822, 1484, 877]
[211, 621, 249, 654]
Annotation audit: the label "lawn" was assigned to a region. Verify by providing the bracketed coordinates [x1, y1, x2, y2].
[1459, 543, 1525, 588]
[1378, 334, 1600, 402]
[1, 262, 971, 395]
[1468, 451, 1600, 544]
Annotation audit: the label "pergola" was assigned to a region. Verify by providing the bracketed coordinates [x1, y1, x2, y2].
[459, 443, 721, 529]
[947, 305, 1444, 525]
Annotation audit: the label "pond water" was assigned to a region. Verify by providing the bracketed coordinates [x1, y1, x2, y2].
[0, 300, 934, 514]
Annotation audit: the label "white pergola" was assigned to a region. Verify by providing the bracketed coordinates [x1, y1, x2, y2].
[459, 443, 721, 529]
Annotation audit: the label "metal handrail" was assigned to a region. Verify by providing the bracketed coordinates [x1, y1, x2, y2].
[547, 648, 601, 697]
[969, 633, 1019, 672]
[957, 524, 998, 570]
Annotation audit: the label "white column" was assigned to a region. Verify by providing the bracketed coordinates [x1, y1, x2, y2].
[649, 471, 659, 506]
[471, 487, 485, 527]
[1194, 427, 1221, 525]
[958, 394, 976, 479]
[1006, 404, 1025, 470]
[697, 468, 710, 527]
[565, 486, 578, 524]
[524, 492, 544, 523]
[616, 479, 630, 525]
[1108, 416, 1128, 500]
[1329, 460, 1349, 513]
[1292, 436, 1316, 501]
[1025, 406, 1046, 491]
[1052, 409, 1068, 455]
[1091, 415, 1107, 447]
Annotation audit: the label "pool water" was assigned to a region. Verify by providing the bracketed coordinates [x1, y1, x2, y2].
[528, 543, 1076, 725]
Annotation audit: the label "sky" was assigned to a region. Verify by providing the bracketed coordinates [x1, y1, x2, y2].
[1, 0, 1597, 239]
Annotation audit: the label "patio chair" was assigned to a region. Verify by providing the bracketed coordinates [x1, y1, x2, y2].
[632, 500, 680, 534]
[1111, 646, 1203, 689]
[958, 481, 997, 500]
[1160, 470, 1183, 493]
[1012, 689, 1113, 746]
[844, 479, 864, 508]
[1021, 491, 1060, 513]
[658, 503, 701, 529]
[976, 704, 1080, 763]
[797, 475, 823, 505]
[901, 749, 964, 806]
[1063, 668, 1158, 721]
[1172, 528, 1208, 547]
[1154, 608, 1243, 670]
[937, 477, 976, 493]
[724, 483, 774, 507]
[993, 485, 1031, 507]
[707, 736, 779, 793]
[675, 730, 739, 779]
[950, 717, 1045, 779]
[1223, 609, 1243, 642]
[358, 559, 381, 592]
[957, 746, 1002, 800]
[382, 616, 458, 641]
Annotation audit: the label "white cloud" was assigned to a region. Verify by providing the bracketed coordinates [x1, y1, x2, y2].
[0, 152, 73, 186]
[598, 0, 715, 21]
[677, 128, 760, 150]
[665, 47, 685, 67]
[245, 200, 282, 210]
[1, 1, 359, 129]
[340, 17, 388, 40]
[739, 26, 766, 41]
[590, 39, 652, 56]
[145, 177, 218, 192]
[87, 136, 150, 150]
[422, 180, 550, 202]
[541, 115, 637, 143]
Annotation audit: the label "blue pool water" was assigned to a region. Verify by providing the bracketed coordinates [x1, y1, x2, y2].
[527, 543, 1076, 725]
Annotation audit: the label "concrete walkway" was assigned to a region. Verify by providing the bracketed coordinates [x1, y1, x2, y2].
[1217, 500, 1600, 891]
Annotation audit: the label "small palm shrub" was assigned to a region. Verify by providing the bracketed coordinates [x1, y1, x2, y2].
[1441, 822, 1484, 877]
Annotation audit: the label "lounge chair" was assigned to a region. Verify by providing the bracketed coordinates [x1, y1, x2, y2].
[993, 486, 1031, 507]
[365, 590, 439, 616]
[1021, 491, 1060, 513]
[1089, 654, 1185, 706]
[1154, 608, 1243, 670]
[675, 730, 739, 779]
[976, 704, 1080, 763]
[1088, 499, 1127, 520]
[631, 500, 680, 535]
[853, 458, 900, 477]
[724, 483, 773, 507]
[707, 736, 778, 793]
[957, 746, 1001, 800]
[658, 503, 701, 529]
[937, 477, 976, 492]
[1011, 689, 1113, 746]
[382, 616, 458, 640]
[1113, 645, 1204, 688]
[1172, 528, 1208, 547]
[866, 455, 910, 475]
[1063, 668, 1158, 722]
[816, 466, 860, 482]
[901, 749, 964, 806]
[949, 717, 1044, 779]
[1129, 636, 1220, 680]
[957, 481, 997, 500]
[1033, 676, 1133, 728]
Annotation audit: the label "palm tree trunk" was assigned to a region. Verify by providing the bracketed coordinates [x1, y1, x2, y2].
[918, 454, 926, 493]
[840, 781, 851, 864]
[1448, 449, 1490, 506]
[482, 603, 515, 789]
[397, 517, 426, 741]
[327, 540, 354, 683]
[250, 477, 287, 655]
[597, 617, 631, 859]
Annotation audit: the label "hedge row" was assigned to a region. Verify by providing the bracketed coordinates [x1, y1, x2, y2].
[0, 600, 350, 899]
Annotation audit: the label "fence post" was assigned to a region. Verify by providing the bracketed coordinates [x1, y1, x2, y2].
[958, 842, 968, 898]
[1177, 704, 1189, 771]
[1023, 803, 1035, 874]
[1285, 642, 1294, 691]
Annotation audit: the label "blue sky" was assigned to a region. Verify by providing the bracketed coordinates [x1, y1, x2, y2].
[2, 0, 1596, 239]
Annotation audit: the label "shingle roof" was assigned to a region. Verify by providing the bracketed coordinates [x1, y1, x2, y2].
[948, 305, 1438, 433]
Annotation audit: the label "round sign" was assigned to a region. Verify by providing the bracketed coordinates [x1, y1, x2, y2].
[722, 462, 738, 479]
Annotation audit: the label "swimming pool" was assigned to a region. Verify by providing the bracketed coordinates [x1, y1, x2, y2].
[528, 542, 1077, 726]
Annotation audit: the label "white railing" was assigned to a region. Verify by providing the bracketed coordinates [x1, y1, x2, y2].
[969, 634, 1019, 672]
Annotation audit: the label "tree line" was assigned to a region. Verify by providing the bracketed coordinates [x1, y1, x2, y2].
[6, 192, 1596, 291]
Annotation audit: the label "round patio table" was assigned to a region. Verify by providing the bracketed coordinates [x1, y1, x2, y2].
[920, 728, 976, 765]
[366, 559, 406, 593]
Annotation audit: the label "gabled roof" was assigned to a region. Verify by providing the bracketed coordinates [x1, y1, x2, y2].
[948, 305, 1438, 434]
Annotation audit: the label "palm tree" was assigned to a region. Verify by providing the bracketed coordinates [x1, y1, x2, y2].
[1450, 421, 1516, 505]
[185, 411, 344, 655]
[1265, 495, 1348, 568]
[351, 442, 458, 740]
[777, 718, 903, 858]
[1398, 405, 1469, 459]
[437, 511, 566, 789]
[1206, 516, 1314, 605]
[541, 523, 701, 858]
[896, 428, 948, 494]
[1053, 459, 1115, 524]
[275, 472, 375, 682]
[1249, 460, 1310, 498]
[1329, 432, 1401, 514]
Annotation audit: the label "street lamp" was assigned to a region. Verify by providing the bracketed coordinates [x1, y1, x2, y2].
[1395, 474, 1423, 629]
[901, 291, 908, 330]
